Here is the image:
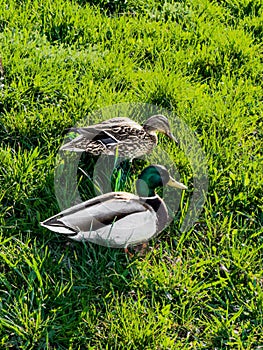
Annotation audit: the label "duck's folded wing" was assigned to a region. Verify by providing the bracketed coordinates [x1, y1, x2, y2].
[40, 192, 155, 240]
[60, 128, 119, 151]
[87, 117, 139, 130]
[60, 118, 141, 151]
[73, 210, 157, 248]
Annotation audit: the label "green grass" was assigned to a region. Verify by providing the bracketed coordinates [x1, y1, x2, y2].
[0, 0, 262, 348]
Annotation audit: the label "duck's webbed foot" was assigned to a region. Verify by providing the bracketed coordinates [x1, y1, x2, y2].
[124, 247, 134, 258]
[124, 243, 150, 258]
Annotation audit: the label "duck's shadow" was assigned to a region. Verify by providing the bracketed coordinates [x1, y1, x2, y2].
[49, 235, 140, 296]
[77, 152, 148, 201]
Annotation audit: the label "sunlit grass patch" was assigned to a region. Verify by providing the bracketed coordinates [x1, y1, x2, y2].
[0, 0, 262, 348]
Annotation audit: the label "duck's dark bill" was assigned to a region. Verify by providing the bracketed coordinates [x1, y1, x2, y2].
[166, 131, 179, 145]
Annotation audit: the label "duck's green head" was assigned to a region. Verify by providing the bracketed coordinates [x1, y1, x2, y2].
[136, 164, 187, 197]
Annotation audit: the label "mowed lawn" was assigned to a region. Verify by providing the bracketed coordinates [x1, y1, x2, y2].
[0, 0, 262, 349]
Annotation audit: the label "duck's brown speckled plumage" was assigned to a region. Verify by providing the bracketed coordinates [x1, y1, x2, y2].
[60, 115, 177, 158]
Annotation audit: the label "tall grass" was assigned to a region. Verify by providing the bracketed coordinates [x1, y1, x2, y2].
[0, 0, 262, 348]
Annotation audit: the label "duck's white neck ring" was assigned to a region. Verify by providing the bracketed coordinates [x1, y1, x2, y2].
[141, 195, 168, 233]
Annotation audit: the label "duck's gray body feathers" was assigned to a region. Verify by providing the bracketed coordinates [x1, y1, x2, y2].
[41, 192, 168, 248]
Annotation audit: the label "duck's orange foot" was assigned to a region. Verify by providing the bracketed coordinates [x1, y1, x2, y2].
[134, 242, 150, 257]
[124, 247, 134, 258]
[124, 243, 150, 258]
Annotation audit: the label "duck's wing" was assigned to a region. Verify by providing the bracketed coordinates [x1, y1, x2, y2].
[40, 192, 157, 247]
[80, 117, 140, 131]
[73, 209, 157, 248]
[60, 128, 119, 151]
[60, 118, 141, 152]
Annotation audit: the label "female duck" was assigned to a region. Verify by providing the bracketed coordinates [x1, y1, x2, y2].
[41, 165, 187, 248]
[60, 115, 178, 158]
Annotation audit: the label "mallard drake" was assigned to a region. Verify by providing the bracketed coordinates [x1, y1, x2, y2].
[41, 165, 187, 248]
[60, 115, 178, 158]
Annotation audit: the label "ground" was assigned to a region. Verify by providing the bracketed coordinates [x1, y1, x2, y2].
[0, 0, 262, 349]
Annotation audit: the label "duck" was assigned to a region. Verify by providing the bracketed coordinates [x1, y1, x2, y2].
[40, 165, 187, 248]
[60, 115, 178, 158]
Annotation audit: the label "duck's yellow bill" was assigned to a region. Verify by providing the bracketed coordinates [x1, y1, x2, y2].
[167, 177, 188, 190]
